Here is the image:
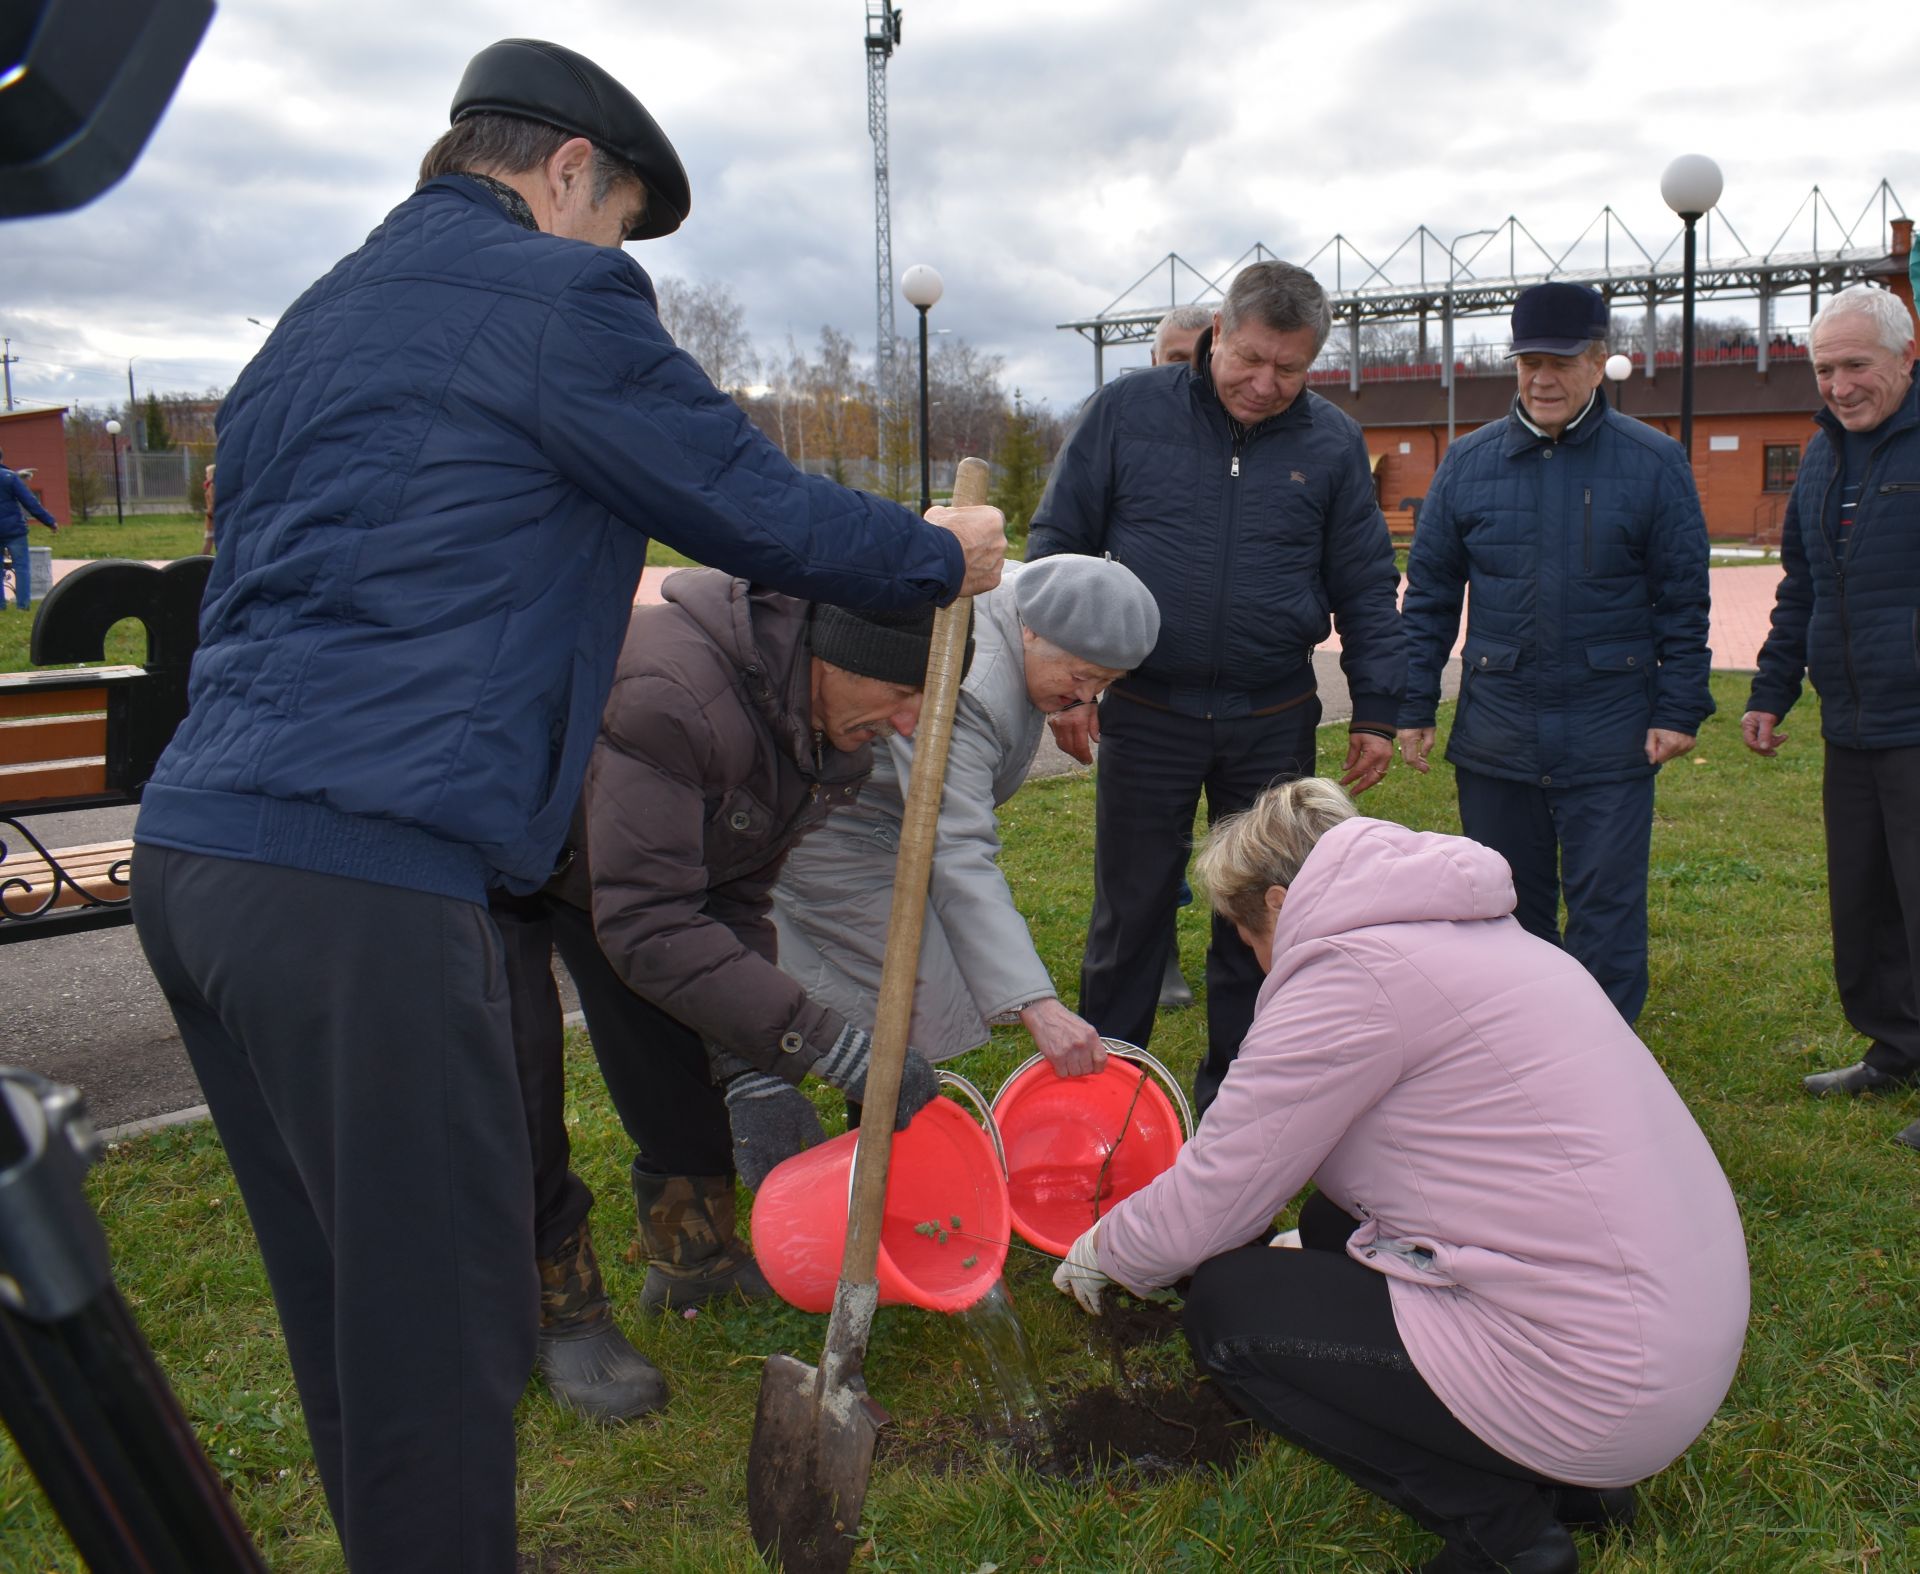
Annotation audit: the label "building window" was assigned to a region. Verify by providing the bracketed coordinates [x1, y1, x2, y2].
[1763, 444, 1801, 492]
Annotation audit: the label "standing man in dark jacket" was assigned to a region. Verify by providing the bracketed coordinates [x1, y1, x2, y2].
[128, 39, 1003, 1574]
[1743, 284, 1920, 1148]
[1028, 261, 1404, 1113]
[0, 447, 58, 610]
[1398, 283, 1713, 1026]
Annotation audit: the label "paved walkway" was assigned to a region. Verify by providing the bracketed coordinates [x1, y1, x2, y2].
[63, 559, 1784, 675]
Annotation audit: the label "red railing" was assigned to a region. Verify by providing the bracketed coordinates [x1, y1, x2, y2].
[1307, 340, 1809, 387]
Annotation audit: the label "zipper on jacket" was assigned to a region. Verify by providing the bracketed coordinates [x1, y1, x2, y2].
[1881, 482, 1920, 494]
[1583, 487, 1594, 576]
[1210, 419, 1251, 701]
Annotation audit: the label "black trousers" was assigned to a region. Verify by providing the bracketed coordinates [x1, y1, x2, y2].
[1183, 1194, 1561, 1566]
[1454, 767, 1656, 1025]
[133, 849, 534, 1574]
[1824, 742, 1920, 1076]
[1079, 690, 1320, 1113]
[546, 899, 734, 1179]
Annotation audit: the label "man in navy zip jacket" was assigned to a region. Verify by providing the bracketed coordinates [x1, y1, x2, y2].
[1744, 284, 1920, 1149]
[129, 39, 1003, 1574]
[1028, 262, 1404, 1114]
[1398, 283, 1712, 1027]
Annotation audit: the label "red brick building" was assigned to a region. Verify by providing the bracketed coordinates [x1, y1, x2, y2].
[0, 407, 71, 523]
[1315, 354, 1822, 543]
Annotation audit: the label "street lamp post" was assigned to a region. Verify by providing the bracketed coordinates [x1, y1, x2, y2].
[104, 419, 124, 525]
[1604, 352, 1633, 418]
[900, 264, 943, 514]
[1661, 154, 1723, 464]
[1445, 229, 1496, 449]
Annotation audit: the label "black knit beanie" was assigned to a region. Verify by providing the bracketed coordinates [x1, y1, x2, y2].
[807, 601, 975, 687]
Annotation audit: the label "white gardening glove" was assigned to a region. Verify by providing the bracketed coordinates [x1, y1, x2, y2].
[1052, 1223, 1111, 1316]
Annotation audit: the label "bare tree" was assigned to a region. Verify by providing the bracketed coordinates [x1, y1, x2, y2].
[929, 337, 1007, 464]
[807, 326, 869, 483]
[63, 407, 110, 522]
[655, 276, 759, 392]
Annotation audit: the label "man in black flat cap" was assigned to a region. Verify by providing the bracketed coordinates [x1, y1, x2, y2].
[1398, 282, 1712, 1025]
[130, 37, 1004, 1574]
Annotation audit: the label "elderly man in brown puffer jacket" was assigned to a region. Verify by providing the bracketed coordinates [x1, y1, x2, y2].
[505, 567, 969, 1422]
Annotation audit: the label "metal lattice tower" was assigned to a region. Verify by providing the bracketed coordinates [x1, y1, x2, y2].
[865, 4, 902, 421]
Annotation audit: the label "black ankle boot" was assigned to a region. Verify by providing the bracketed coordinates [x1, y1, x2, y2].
[1416, 1520, 1578, 1573]
[1548, 1483, 1636, 1533]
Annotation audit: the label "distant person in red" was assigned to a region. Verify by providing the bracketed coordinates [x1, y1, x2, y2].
[0, 445, 59, 610]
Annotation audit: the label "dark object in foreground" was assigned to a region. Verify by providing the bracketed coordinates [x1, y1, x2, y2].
[747, 460, 989, 1572]
[0, 0, 215, 218]
[0, 1067, 266, 1572]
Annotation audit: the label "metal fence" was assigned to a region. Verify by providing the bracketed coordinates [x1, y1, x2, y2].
[115, 449, 204, 509]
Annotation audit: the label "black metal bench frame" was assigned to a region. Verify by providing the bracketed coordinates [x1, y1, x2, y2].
[0, 557, 210, 944]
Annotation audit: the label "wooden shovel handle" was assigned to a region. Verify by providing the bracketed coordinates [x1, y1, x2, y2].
[837, 457, 990, 1287]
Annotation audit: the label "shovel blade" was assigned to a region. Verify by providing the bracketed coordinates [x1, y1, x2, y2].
[747, 1353, 889, 1573]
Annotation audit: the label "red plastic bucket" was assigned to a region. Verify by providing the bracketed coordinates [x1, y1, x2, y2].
[751, 1086, 1010, 1315]
[990, 1044, 1192, 1257]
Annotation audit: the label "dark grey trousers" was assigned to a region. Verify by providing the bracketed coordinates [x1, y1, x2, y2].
[1824, 742, 1920, 1075]
[132, 847, 536, 1574]
[1077, 689, 1320, 1115]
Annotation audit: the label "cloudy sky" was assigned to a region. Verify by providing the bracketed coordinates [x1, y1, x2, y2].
[6, 0, 1916, 417]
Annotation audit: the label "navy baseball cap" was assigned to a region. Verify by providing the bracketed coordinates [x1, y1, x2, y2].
[452, 39, 691, 241]
[1507, 283, 1609, 358]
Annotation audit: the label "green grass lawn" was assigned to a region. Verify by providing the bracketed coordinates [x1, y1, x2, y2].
[3, 674, 1914, 1572]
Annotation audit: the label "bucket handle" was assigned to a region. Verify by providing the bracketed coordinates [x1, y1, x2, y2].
[1098, 1039, 1196, 1139]
[936, 1069, 1008, 1177]
[990, 1041, 1196, 1140]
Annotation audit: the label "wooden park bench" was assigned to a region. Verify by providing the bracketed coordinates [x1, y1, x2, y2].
[0, 557, 210, 943]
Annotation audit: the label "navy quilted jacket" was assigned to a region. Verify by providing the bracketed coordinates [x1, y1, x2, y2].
[1026, 334, 1404, 723]
[1748, 376, 1920, 747]
[136, 176, 961, 901]
[1401, 396, 1713, 786]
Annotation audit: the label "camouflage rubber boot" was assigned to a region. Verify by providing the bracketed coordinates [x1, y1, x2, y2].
[632, 1167, 773, 1312]
[535, 1219, 668, 1423]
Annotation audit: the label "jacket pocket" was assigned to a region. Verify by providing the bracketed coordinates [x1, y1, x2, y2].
[1585, 637, 1655, 675]
[1461, 634, 1521, 674]
[707, 786, 776, 882]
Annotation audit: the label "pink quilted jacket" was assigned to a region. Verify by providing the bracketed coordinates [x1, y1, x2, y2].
[1098, 816, 1749, 1486]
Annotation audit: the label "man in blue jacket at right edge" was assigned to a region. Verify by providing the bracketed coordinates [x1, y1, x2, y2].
[1028, 261, 1406, 1116]
[129, 39, 1002, 1574]
[1743, 282, 1920, 1148]
[1398, 282, 1713, 1026]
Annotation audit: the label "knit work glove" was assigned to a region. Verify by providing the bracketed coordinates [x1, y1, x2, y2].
[1052, 1223, 1110, 1316]
[811, 1024, 939, 1131]
[724, 1071, 827, 1192]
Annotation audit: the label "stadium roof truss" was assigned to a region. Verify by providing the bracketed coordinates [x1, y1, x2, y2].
[1061, 180, 1911, 385]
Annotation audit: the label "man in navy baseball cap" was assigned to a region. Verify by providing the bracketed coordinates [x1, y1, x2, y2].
[1399, 274, 1712, 1042]
[1506, 280, 1611, 358]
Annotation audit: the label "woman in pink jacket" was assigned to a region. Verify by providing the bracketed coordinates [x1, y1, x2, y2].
[1054, 779, 1748, 1574]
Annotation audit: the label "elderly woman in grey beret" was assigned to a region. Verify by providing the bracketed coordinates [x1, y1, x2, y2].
[772, 554, 1160, 1078]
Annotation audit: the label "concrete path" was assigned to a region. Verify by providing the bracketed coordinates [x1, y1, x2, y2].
[13, 562, 1787, 1133]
